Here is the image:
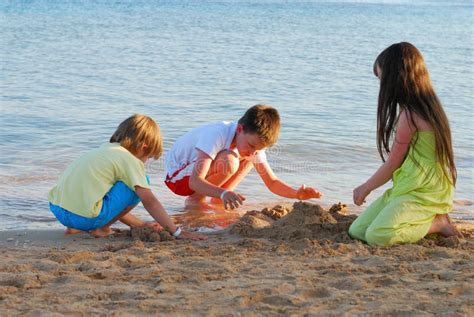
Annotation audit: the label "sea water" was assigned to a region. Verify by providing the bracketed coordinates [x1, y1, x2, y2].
[1, 0, 473, 230]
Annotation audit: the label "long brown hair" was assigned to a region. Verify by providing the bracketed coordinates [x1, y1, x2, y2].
[374, 42, 456, 185]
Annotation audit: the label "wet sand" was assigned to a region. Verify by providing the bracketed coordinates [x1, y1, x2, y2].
[1, 202, 473, 316]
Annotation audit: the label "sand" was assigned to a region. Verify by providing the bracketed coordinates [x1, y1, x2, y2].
[1, 201, 473, 316]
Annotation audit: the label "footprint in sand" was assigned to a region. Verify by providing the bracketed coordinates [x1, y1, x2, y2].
[373, 276, 398, 287]
[330, 278, 364, 291]
[300, 287, 333, 299]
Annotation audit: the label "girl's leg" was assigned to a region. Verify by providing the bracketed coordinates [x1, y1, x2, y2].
[364, 196, 444, 246]
[348, 194, 389, 242]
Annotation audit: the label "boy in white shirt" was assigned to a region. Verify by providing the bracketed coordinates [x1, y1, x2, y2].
[165, 104, 321, 209]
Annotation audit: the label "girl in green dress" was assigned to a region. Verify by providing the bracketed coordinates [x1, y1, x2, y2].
[349, 42, 461, 246]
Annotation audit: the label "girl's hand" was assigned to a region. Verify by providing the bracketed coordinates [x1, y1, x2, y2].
[221, 190, 246, 210]
[177, 230, 208, 241]
[353, 183, 371, 206]
[296, 184, 322, 200]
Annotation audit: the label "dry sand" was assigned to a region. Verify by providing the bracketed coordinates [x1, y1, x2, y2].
[1, 202, 473, 316]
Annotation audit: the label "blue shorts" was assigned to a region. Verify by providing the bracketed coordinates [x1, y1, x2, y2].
[49, 181, 142, 231]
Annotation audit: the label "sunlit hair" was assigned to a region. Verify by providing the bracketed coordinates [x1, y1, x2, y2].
[238, 104, 280, 147]
[110, 114, 163, 160]
[374, 42, 456, 185]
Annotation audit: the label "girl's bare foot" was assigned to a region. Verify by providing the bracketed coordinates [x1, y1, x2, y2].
[429, 214, 463, 238]
[445, 214, 463, 238]
[65, 227, 84, 235]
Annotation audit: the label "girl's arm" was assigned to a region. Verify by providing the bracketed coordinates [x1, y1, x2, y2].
[353, 110, 415, 205]
[255, 161, 321, 199]
[135, 186, 207, 240]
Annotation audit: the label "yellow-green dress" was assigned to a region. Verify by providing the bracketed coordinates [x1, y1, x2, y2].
[349, 132, 454, 246]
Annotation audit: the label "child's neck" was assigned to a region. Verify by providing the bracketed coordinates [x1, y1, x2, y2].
[230, 135, 237, 150]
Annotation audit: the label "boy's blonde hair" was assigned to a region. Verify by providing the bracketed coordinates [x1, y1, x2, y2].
[238, 104, 280, 146]
[110, 114, 163, 159]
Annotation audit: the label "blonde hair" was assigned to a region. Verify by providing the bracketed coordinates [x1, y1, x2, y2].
[110, 114, 163, 159]
[238, 104, 281, 147]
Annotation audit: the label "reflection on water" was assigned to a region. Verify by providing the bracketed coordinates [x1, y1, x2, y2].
[173, 203, 244, 232]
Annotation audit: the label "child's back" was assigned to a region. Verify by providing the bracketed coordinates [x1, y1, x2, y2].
[49, 142, 148, 218]
[165, 121, 239, 176]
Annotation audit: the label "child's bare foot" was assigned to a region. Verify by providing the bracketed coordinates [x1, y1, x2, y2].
[445, 214, 464, 238]
[65, 227, 84, 235]
[185, 196, 208, 209]
[89, 227, 114, 238]
[429, 214, 463, 238]
[209, 197, 222, 204]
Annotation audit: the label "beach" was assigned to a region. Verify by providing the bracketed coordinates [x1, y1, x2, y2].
[1, 202, 473, 316]
[1, 2, 473, 315]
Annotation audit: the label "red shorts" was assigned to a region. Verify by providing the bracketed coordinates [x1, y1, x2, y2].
[164, 162, 195, 196]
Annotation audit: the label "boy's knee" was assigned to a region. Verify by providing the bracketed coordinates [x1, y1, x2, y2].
[214, 151, 239, 176]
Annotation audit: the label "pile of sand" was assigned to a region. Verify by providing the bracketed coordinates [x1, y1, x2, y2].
[229, 201, 470, 249]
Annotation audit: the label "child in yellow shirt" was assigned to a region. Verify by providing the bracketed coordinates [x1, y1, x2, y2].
[49, 114, 205, 240]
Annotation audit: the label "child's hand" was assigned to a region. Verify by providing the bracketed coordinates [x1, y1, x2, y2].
[296, 184, 322, 200]
[221, 190, 246, 210]
[353, 183, 371, 206]
[143, 221, 163, 231]
[177, 230, 208, 241]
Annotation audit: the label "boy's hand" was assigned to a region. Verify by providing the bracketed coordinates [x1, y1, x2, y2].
[221, 190, 246, 210]
[353, 183, 371, 206]
[177, 230, 208, 241]
[296, 184, 322, 200]
[143, 221, 163, 231]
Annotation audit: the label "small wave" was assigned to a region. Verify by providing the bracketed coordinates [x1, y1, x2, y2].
[453, 199, 474, 206]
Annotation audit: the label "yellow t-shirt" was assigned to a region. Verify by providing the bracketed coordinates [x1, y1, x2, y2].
[48, 143, 150, 218]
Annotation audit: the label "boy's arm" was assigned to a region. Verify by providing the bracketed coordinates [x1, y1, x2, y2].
[255, 161, 321, 199]
[189, 149, 226, 198]
[119, 212, 146, 227]
[189, 149, 245, 209]
[119, 213, 162, 230]
[135, 186, 178, 232]
[353, 110, 414, 205]
[135, 186, 207, 240]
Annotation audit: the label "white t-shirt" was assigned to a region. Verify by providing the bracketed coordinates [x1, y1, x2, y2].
[165, 121, 267, 177]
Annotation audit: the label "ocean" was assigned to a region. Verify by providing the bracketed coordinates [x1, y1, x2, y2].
[1, 0, 473, 230]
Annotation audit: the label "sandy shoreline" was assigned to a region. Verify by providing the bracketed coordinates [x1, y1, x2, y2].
[1, 202, 473, 316]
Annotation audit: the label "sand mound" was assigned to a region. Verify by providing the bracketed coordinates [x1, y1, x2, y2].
[230, 201, 472, 249]
[129, 227, 174, 242]
[230, 201, 356, 243]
